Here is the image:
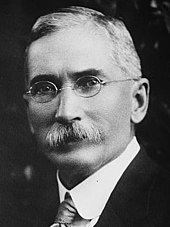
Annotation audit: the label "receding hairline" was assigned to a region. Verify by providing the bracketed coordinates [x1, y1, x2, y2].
[25, 6, 142, 81]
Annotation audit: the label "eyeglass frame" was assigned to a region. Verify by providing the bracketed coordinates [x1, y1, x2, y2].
[24, 76, 140, 103]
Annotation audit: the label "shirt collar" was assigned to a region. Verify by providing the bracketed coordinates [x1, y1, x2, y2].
[57, 137, 140, 220]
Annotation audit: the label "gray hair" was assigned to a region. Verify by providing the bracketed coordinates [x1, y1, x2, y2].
[28, 6, 142, 79]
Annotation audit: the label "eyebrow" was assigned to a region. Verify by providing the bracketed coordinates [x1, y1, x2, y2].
[30, 74, 58, 86]
[29, 69, 105, 86]
[72, 69, 104, 79]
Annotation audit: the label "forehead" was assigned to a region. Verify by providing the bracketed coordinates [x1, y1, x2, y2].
[27, 25, 122, 81]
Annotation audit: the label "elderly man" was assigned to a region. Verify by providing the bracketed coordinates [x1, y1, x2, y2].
[23, 6, 170, 227]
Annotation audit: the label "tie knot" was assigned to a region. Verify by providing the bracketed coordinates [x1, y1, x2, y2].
[55, 192, 76, 224]
[51, 192, 90, 227]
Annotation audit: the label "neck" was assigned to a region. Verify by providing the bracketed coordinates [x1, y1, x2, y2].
[58, 166, 92, 190]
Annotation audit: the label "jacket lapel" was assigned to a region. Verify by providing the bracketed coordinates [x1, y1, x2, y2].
[96, 148, 159, 226]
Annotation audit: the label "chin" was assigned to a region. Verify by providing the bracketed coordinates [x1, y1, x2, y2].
[44, 142, 104, 170]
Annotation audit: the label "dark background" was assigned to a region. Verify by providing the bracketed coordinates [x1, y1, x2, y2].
[0, 0, 170, 223]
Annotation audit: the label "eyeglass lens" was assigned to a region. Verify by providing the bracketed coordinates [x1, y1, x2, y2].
[31, 81, 57, 103]
[29, 76, 101, 103]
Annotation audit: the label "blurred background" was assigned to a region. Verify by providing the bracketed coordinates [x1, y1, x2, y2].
[0, 0, 170, 225]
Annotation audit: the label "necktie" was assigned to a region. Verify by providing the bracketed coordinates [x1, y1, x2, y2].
[50, 192, 90, 227]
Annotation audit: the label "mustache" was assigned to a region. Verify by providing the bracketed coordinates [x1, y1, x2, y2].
[46, 122, 104, 148]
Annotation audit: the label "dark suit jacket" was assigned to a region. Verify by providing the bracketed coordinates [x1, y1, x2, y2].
[96, 148, 170, 226]
[1, 148, 170, 227]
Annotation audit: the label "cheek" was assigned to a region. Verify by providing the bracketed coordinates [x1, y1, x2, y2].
[27, 103, 55, 132]
[88, 87, 132, 134]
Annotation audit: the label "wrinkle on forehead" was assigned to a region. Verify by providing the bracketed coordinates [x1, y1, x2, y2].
[27, 24, 124, 83]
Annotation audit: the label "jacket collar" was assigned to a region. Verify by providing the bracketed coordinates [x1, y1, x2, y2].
[96, 148, 159, 226]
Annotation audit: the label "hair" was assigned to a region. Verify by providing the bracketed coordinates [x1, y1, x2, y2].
[26, 6, 142, 79]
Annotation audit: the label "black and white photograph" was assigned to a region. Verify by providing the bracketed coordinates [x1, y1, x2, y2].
[0, 1, 170, 226]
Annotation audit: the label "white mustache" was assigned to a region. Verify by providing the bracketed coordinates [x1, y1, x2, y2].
[46, 122, 104, 147]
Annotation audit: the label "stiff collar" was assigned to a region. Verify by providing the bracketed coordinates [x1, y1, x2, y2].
[57, 137, 140, 220]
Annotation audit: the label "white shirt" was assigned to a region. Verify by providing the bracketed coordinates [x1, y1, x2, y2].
[57, 137, 140, 227]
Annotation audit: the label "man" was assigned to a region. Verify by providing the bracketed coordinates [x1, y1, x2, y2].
[23, 6, 170, 226]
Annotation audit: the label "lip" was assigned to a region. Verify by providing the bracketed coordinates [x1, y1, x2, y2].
[61, 139, 86, 149]
[48, 139, 90, 153]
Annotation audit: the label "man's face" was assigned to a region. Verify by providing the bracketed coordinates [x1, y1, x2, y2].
[26, 26, 135, 174]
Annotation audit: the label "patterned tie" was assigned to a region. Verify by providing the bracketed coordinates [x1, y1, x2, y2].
[50, 192, 90, 227]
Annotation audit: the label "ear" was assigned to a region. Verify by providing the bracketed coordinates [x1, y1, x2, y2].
[131, 78, 150, 124]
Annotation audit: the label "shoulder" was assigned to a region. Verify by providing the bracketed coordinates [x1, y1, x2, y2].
[107, 146, 170, 226]
[117, 145, 170, 202]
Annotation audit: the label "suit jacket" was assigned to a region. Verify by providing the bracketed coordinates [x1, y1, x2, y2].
[1, 147, 170, 227]
[96, 148, 170, 226]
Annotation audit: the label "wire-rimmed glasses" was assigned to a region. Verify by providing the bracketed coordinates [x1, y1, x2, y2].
[24, 76, 138, 103]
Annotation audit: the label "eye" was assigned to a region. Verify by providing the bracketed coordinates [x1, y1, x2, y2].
[31, 81, 57, 96]
[76, 76, 100, 89]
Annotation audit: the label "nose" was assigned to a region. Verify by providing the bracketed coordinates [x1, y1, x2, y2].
[55, 88, 82, 123]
